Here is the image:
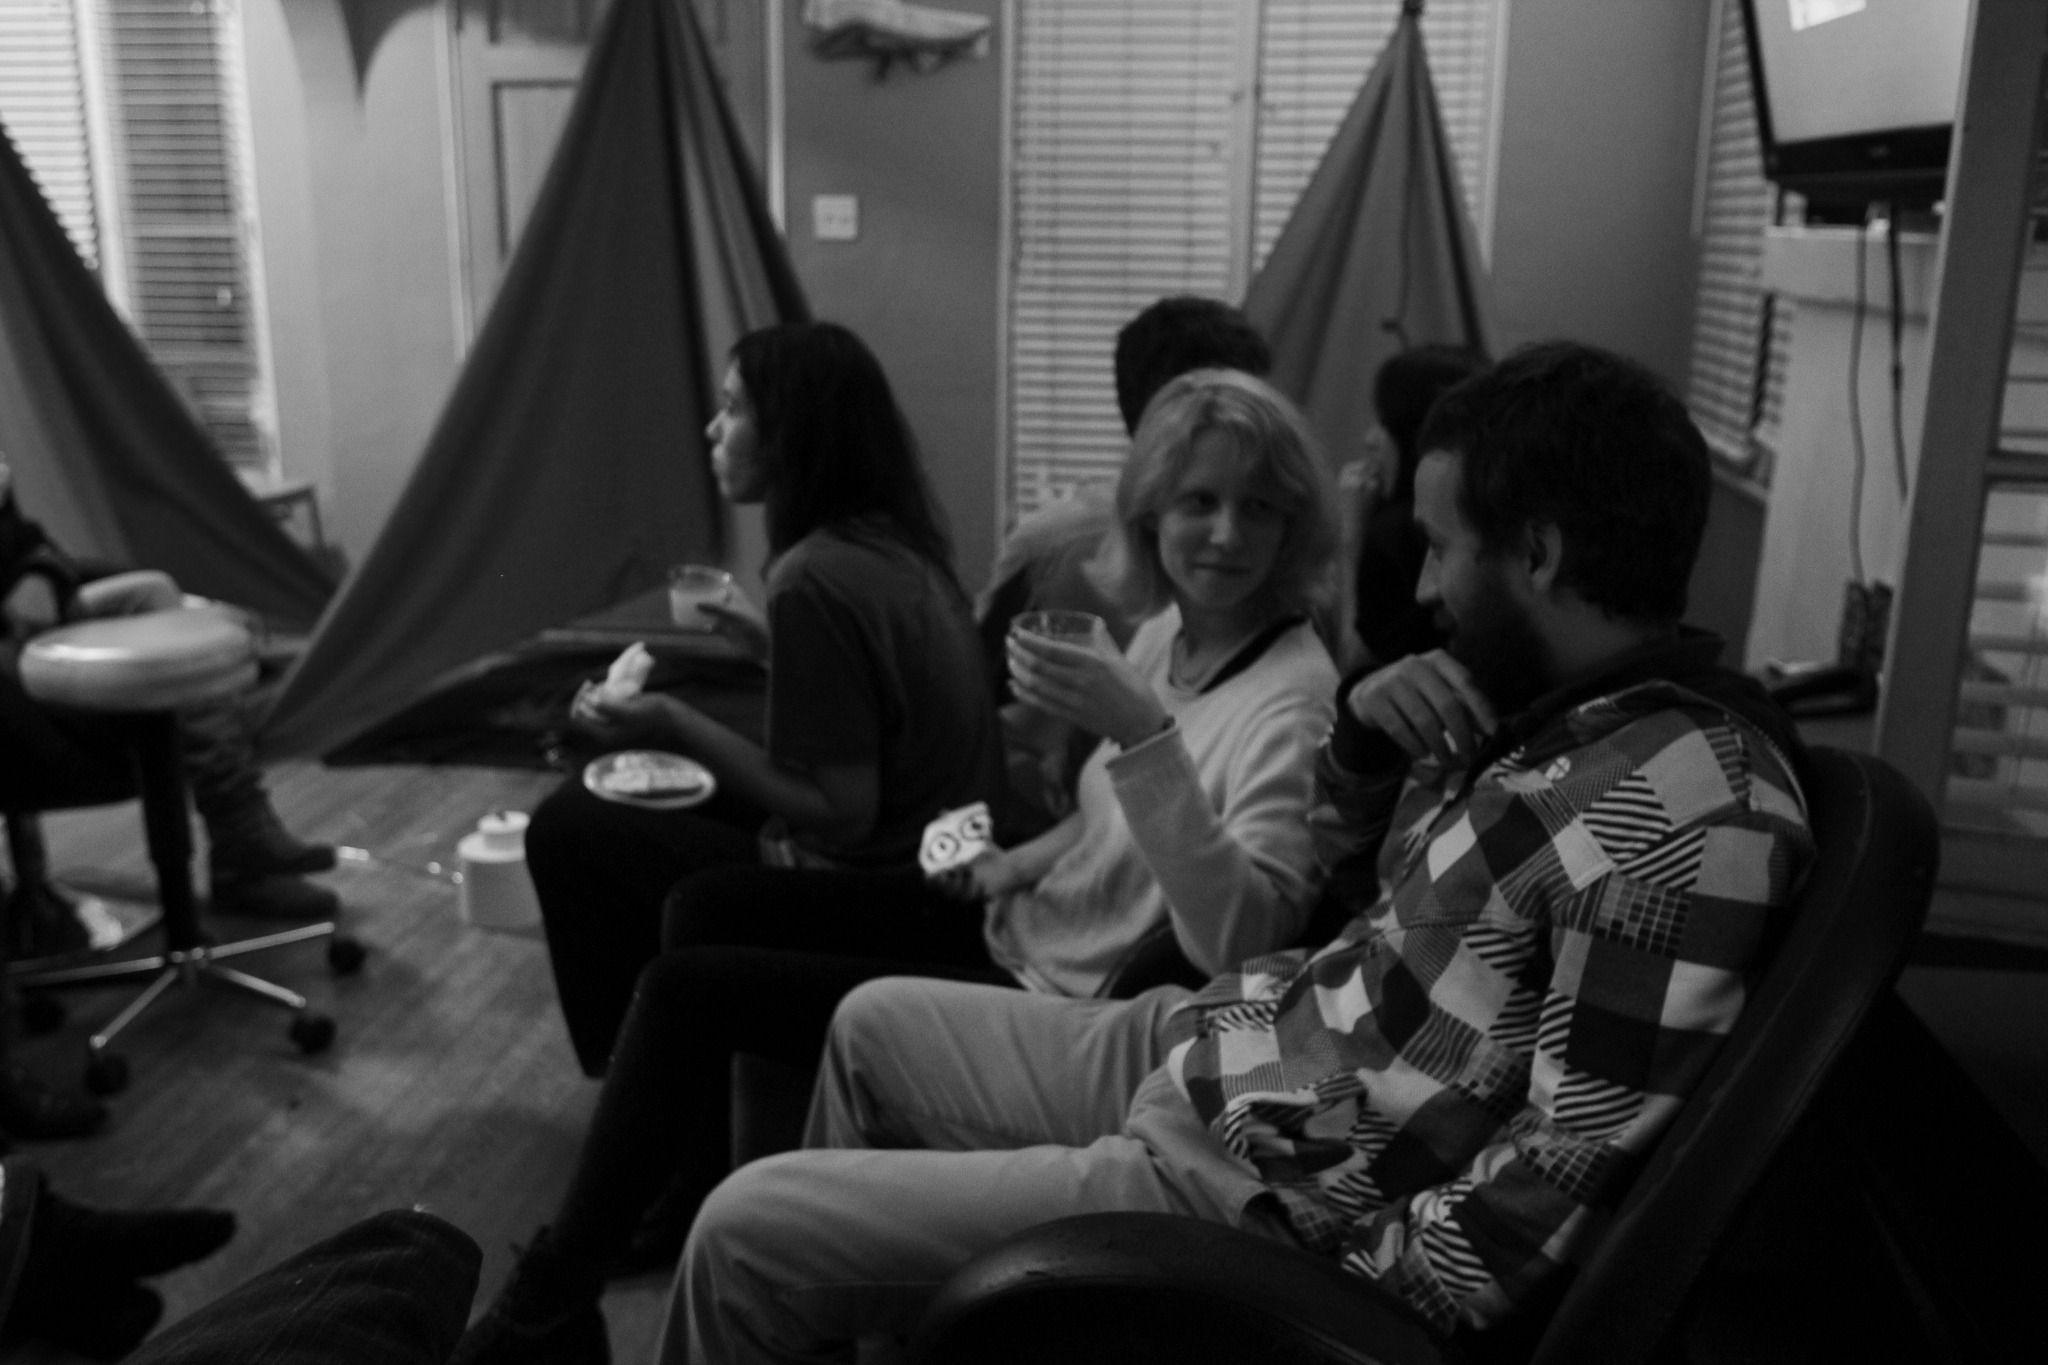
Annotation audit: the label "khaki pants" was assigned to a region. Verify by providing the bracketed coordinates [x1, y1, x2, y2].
[662, 977, 1290, 1365]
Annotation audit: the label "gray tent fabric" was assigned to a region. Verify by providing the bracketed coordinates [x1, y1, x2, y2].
[1242, 1, 1495, 468]
[0, 120, 334, 629]
[259, 0, 807, 759]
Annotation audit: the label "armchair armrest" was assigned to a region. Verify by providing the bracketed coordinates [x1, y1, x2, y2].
[908, 1212, 1458, 1365]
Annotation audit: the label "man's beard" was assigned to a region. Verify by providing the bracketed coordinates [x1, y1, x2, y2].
[1444, 570, 1553, 718]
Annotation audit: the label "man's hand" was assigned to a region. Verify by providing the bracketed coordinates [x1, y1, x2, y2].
[1345, 650, 1497, 768]
[1006, 626, 1165, 749]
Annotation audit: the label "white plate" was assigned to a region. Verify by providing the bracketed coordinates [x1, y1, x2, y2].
[583, 750, 716, 810]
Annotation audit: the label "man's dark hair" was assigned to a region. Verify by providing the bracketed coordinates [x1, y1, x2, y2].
[1112, 296, 1271, 436]
[1417, 340, 1710, 624]
[1374, 344, 1487, 502]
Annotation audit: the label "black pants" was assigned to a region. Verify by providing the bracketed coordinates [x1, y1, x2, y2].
[541, 860, 1011, 1272]
[526, 776, 766, 1075]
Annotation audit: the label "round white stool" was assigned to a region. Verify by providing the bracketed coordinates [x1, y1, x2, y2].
[15, 607, 357, 1093]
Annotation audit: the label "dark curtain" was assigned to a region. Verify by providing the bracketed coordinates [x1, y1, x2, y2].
[259, 0, 808, 759]
[1242, 3, 1495, 467]
[0, 124, 334, 629]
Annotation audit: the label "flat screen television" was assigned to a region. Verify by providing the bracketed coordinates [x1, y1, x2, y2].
[1739, 0, 1970, 212]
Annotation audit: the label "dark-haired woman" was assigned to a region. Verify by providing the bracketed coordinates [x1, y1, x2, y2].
[451, 368, 1342, 1365]
[526, 322, 1004, 1077]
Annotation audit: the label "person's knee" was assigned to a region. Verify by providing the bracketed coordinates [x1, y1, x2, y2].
[525, 779, 600, 875]
[660, 864, 761, 947]
[827, 978, 925, 1058]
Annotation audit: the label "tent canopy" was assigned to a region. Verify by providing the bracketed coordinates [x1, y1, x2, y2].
[0, 120, 333, 629]
[1243, 3, 1495, 470]
[258, 0, 807, 759]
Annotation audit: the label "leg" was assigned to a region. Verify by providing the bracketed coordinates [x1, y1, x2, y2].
[660, 863, 994, 965]
[546, 946, 1006, 1272]
[668, 1105, 1270, 1363]
[449, 950, 1014, 1365]
[526, 779, 760, 1075]
[808, 976, 1185, 1153]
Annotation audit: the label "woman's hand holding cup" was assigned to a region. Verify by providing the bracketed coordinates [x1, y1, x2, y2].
[1007, 610, 1166, 748]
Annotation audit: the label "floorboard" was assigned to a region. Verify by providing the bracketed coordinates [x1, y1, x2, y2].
[3, 760, 673, 1363]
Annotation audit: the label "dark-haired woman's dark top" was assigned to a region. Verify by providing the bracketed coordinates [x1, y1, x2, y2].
[528, 525, 1004, 1075]
[1352, 497, 1445, 667]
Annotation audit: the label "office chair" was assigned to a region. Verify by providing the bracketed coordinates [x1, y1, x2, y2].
[909, 746, 1944, 1365]
[6, 607, 363, 1095]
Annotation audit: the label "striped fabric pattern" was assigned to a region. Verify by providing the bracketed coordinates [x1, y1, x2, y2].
[1167, 677, 1813, 1335]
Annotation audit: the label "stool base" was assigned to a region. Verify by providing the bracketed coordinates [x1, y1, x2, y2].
[12, 922, 366, 1093]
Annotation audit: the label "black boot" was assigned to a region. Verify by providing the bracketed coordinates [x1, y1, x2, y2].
[448, 1227, 610, 1365]
[0, 1063, 106, 1141]
[181, 702, 335, 878]
[208, 870, 339, 922]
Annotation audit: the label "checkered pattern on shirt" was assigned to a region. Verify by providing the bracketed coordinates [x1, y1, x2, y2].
[1167, 682, 1812, 1336]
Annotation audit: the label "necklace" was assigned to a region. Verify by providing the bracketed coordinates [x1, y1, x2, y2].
[1169, 624, 1258, 691]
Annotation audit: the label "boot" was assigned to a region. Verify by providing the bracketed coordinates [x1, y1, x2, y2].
[208, 871, 339, 922]
[180, 702, 335, 878]
[0, 1063, 105, 1141]
[448, 1227, 610, 1365]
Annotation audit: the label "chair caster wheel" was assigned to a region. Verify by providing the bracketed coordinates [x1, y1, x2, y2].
[327, 936, 367, 975]
[21, 993, 66, 1036]
[85, 1051, 130, 1096]
[289, 1013, 336, 1055]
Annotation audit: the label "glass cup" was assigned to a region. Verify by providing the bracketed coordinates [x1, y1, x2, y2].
[1013, 609, 1104, 646]
[667, 565, 736, 632]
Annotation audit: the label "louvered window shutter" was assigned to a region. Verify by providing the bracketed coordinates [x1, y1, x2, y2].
[1006, 1, 1504, 526]
[1686, 0, 1791, 473]
[1006, 0, 1247, 519]
[0, 0, 101, 268]
[87, 0, 273, 471]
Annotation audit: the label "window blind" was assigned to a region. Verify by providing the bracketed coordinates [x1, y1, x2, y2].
[87, 0, 272, 470]
[1686, 0, 1787, 472]
[1007, 0, 1246, 518]
[0, 0, 100, 267]
[1006, 0, 1505, 524]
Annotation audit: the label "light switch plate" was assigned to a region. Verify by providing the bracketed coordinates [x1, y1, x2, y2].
[812, 193, 859, 241]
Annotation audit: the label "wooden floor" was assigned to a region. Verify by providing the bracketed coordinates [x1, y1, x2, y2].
[4, 760, 677, 1362]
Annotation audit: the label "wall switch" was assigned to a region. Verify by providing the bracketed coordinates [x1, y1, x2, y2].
[812, 193, 860, 241]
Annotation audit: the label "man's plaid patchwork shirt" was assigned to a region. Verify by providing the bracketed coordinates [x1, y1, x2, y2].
[1166, 642, 1814, 1335]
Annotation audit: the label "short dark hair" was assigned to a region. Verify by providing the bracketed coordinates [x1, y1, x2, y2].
[1416, 340, 1710, 624]
[729, 321, 955, 582]
[1112, 296, 1271, 436]
[1373, 344, 1487, 501]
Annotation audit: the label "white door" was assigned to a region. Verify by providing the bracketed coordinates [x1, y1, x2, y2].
[448, 0, 612, 336]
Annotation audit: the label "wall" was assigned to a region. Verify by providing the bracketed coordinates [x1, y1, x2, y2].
[775, 3, 1004, 593]
[240, 0, 1722, 605]
[245, 0, 464, 566]
[1488, 0, 1712, 387]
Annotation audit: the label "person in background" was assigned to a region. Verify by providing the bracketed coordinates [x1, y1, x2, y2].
[446, 369, 1342, 1365]
[0, 461, 337, 925]
[662, 340, 1816, 1364]
[975, 295, 1274, 832]
[525, 321, 1004, 1079]
[1341, 344, 1487, 669]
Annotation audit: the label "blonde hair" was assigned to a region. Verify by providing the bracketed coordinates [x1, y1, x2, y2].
[1091, 368, 1338, 620]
